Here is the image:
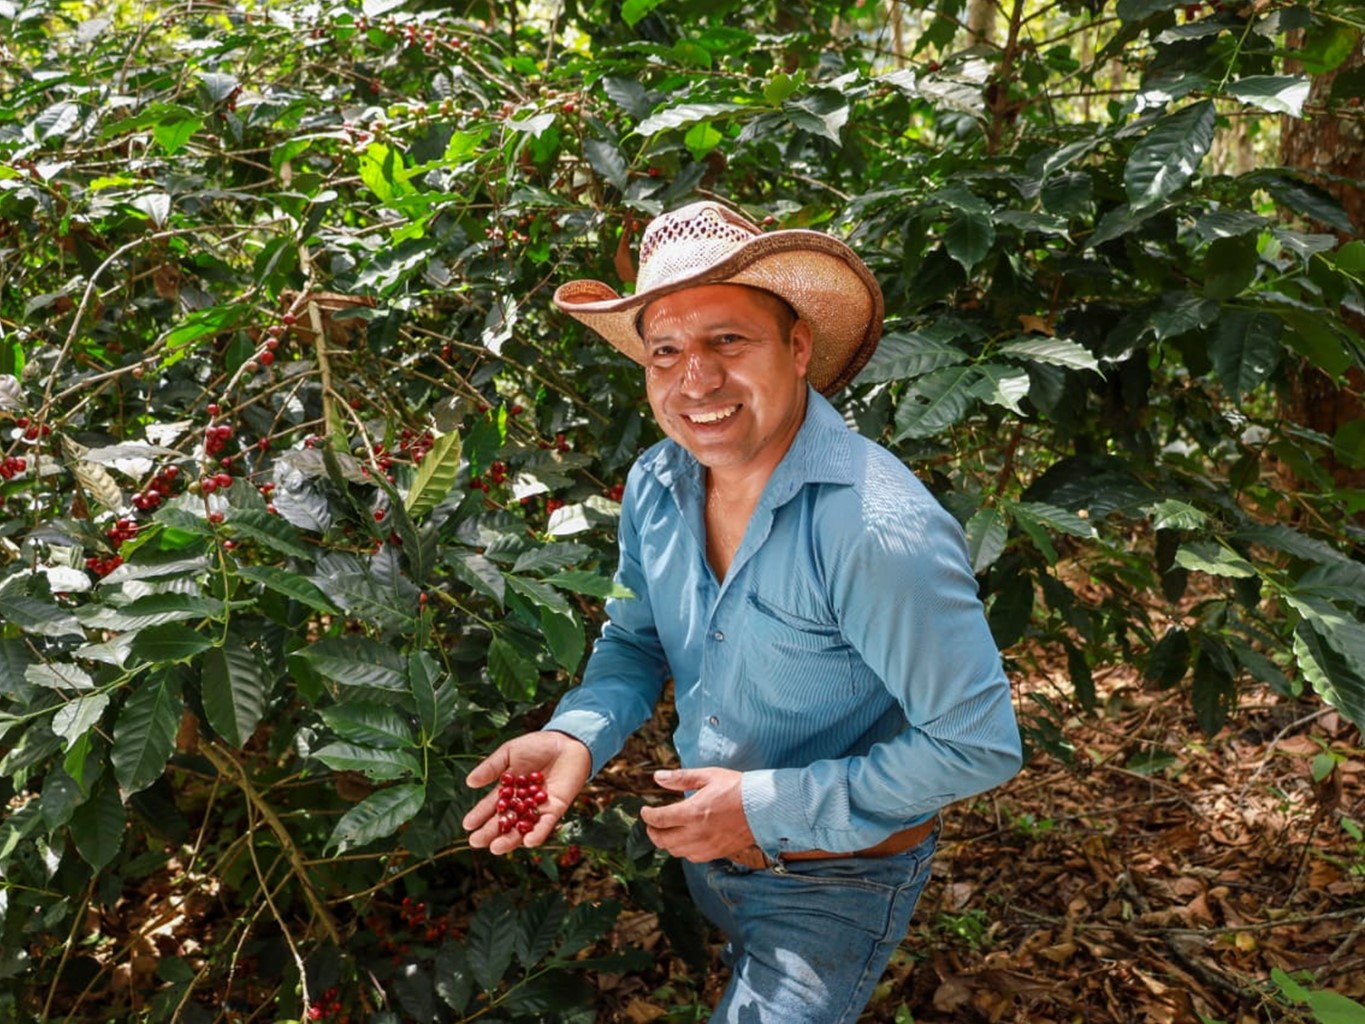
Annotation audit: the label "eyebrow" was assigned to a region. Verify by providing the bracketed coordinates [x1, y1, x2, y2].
[643, 319, 757, 347]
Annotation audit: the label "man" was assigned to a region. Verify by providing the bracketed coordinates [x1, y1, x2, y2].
[463, 201, 1022, 1022]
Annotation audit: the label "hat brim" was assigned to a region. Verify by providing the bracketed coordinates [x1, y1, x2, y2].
[553, 230, 883, 395]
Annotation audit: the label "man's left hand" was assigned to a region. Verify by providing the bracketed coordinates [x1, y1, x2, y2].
[640, 767, 757, 862]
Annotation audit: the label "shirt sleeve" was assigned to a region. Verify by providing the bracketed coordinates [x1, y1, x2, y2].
[742, 469, 1023, 854]
[541, 467, 671, 776]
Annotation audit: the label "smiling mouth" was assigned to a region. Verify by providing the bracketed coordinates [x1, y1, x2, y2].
[685, 405, 740, 425]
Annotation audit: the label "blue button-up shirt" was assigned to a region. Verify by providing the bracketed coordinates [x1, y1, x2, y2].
[545, 387, 1022, 856]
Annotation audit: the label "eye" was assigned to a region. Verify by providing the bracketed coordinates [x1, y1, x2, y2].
[715, 333, 743, 346]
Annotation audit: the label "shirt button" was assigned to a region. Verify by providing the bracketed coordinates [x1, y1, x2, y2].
[713, 630, 725, 642]
[708, 715, 719, 726]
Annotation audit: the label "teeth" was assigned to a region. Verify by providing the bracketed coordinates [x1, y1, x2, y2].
[689, 406, 738, 424]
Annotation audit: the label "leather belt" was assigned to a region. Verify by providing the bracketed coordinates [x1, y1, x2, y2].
[729, 817, 938, 870]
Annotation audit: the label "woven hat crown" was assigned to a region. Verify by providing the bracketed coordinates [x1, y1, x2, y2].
[636, 204, 760, 292]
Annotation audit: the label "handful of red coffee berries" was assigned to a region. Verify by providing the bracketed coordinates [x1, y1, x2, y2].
[496, 770, 549, 835]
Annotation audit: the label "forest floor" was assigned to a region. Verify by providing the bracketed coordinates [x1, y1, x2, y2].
[582, 670, 1365, 1024]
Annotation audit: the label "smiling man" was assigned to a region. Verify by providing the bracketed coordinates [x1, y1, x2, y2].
[463, 201, 1022, 1023]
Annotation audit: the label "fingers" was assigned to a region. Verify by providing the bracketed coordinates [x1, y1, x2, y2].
[464, 745, 512, 790]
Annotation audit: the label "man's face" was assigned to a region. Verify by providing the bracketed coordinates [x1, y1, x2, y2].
[639, 284, 812, 479]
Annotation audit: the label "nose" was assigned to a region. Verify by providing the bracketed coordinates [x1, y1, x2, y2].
[680, 348, 722, 397]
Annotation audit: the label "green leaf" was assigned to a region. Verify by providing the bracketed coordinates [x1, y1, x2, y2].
[0, 591, 83, 637]
[855, 330, 969, 383]
[68, 780, 125, 871]
[1292, 22, 1360, 75]
[468, 894, 518, 991]
[27, 662, 95, 692]
[488, 636, 539, 701]
[507, 576, 573, 617]
[112, 673, 183, 794]
[893, 366, 980, 441]
[1012, 501, 1098, 539]
[512, 543, 593, 575]
[1143, 499, 1208, 531]
[635, 102, 746, 137]
[319, 703, 416, 749]
[129, 623, 214, 664]
[223, 508, 314, 559]
[541, 608, 585, 674]
[1174, 542, 1257, 578]
[1209, 310, 1282, 399]
[1116, 0, 1180, 21]
[965, 508, 1008, 574]
[77, 594, 223, 630]
[358, 142, 412, 205]
[1192, 653, 1236, 735]
[329, 783, 425, 853]
[312, 741, 422, 780]
[405, 429, 462, 519]
[552, 900, 621, 960]
[1202, 234, 1260, 301]
[783, 90, 849, 144]
[450, 551, 506, 605]
[1293, 626, 1365, 731]
[153, 114, 201, 155]
[435, 942, 474, 1012]
[236, 566, 342, 615]
[1276, 308, 1354, 378]
[998, 336, 1100, 374]
[942, 210, 995, 272]
[298, 636, 407, 691]
[52, 693, 111, 751]
[1225, 76, 1310, 118]
[683, 120, 723, 160]
[202, 639, 266, 749]
[1285, 593, 1365, 680]
[1145, 628, 1191, 689]
[516, 893, 569, 967]
[583, 138, 628, 191]
[621, 0, 665, 24]
[542, 570, 634, 600]
[968, 365, 1031, 415]
[1123, 100, 1216, 210]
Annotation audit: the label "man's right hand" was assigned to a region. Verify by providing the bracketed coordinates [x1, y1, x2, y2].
[462, 731, 592, 855]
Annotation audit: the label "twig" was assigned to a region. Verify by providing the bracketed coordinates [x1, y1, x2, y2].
[198, 741, 342, 945]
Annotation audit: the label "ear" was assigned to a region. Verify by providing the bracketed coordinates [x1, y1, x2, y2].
[790, 319, 813, 379]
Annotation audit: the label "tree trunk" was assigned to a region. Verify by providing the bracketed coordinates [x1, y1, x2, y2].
[1279, 47, 1365, 498]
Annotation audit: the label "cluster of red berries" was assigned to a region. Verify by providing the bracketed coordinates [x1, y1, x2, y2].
[15, 416, 51, 441]
[545, 498, 566, 516]
[369, 429, 435, 474]
[0, 455, 27, 479]
[496, 770, 549, 835]
[200, 470, 234, 495]
[470, 459, 508, 492]
[304, 987, 348, 1022]
[86, 554, 123, 578]
[204, 420, 234, 458]
[398, 896, 452, 943]
[132, 465, 179, 511]
[558, 844, 583, 868]
[605, 482, 625, 503]
[258, 481, 278, 515]
[86, 517, 141, 577]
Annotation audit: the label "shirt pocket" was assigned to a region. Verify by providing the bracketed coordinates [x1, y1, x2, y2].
[740, 592, 858, 711]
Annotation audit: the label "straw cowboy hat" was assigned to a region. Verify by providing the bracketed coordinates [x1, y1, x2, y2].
[552, 201, 884, 395]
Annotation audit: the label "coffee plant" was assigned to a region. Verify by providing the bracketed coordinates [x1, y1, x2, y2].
[0, 0, 1361, 1017]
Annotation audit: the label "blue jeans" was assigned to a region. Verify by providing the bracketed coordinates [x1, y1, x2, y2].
[680, 827, 938, 1024]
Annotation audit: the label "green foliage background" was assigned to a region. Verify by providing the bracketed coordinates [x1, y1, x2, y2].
[0, 0, 1362, 1017]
